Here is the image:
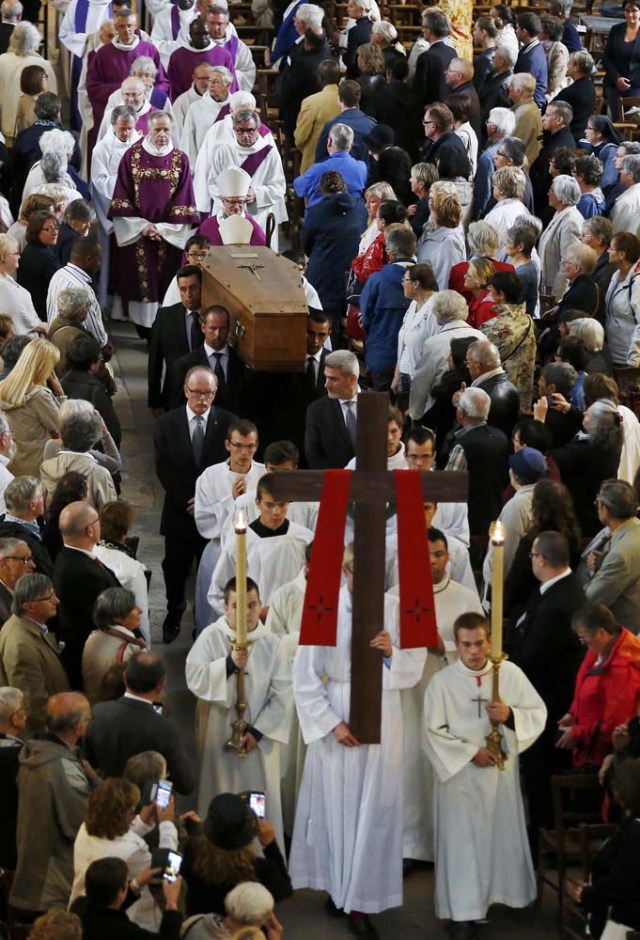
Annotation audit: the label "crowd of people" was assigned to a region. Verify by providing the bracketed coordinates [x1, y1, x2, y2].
[1, 0, 640, 938]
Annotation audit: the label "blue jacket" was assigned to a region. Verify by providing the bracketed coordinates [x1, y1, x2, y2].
[302, 193, 367, 309]
[294, 151, 368, 206]
[272, 0, 304, 63]
[515, 40, 548, 108]
[360, 259, 413, 371]
[315, 108, 376, 164]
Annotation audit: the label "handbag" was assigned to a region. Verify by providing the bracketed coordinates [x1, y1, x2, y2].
[601, 919, 635, 940]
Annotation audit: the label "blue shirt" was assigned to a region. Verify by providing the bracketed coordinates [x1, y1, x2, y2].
[293, 150, 368, 206]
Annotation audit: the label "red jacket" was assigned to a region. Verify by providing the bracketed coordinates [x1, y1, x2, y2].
[570, 628, 640, 768]
[448, 258, 514, 302]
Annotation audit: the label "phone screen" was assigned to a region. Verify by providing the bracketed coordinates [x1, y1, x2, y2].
[163, 851, 182, 883]
[248, 790, 266, 819]
[156, 780, 173, 809]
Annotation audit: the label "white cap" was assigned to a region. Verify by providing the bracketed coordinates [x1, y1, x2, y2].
[217, 165, 251, 198]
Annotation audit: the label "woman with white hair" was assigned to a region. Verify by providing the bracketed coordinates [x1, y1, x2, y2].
[567, 317, 613, 375]
[449, 219, 516, 298]
[344, 0, 374, 77]
[483, 167, 533, 254]
[22, 129, 77, 201]
[181, 882, 278, 939]
[408, 288, 485, 420]
[538, 173, 583, 300]
[0, 22, 56, 143]
[0, 233, 48, 336]
[371, 19, 405, 69]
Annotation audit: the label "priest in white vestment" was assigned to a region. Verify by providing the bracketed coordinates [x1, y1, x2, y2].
[390, 527, 483, 865]
[404, 429, 470, 544]
[150, 0, 198, 67]
[208, 474, 313, 618]
[180, 65, 233, 168]
[185, 576, 292, 850]
[424, 614, 546, 932]
[90, 104, 141, 309]
[194, 420, 264, 630]
[290, 553, 426, 933]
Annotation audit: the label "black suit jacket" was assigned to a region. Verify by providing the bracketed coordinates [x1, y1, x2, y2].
[345, 16, 373, 77]
[507, 573, 585, 721]
[604, 21, 640, 88]
[305, 395, 354, 469]
[478, 372, 520, 438]
[0, 22, 14, 54]
[148, 303, 203, 409]
[280, 42, 335, 138]
[154, 405, 235, 538]
[170, 344, 246, 413]
[0, 581, 12, 624]
[83, 696, 194, 794]
[414, 40, 456, 106]
[530, 126, 577, 216]
[447, 80, 482, 140]
[53, 548, 121, 687]
[554, 76, 597, 144]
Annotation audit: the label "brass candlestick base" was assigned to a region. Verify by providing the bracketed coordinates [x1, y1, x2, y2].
[224, 652, 249, 758]
[485, 655, 508, 771]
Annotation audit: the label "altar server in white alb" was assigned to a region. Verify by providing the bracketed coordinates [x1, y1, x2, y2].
[180, 65, 233, 168]
[185, 575, 292, 850]
[423, 612, 546, 940]
[208, 473, 313, 619]
[290, 544, 426, 939]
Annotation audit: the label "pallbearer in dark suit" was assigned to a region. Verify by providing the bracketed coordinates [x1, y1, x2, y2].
[148, 265, 205, 414]
[170, 305, 246, 413]
[53, 502, 121, 689]
[154, 366, 236, 643]
[305, 348, 359, 468]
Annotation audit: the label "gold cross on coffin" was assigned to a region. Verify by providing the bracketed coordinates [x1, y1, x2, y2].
[269, 392, 468, 744]
[236, 263, 265, 281]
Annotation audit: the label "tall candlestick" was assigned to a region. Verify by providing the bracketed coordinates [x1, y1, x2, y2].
[235, 508, 248, 646]
[489, 520, 505, 660]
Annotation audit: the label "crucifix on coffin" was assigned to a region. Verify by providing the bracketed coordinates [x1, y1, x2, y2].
[269, 392, 469, 744]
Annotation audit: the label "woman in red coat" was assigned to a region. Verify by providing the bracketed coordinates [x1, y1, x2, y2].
[557, 603, 640, 769]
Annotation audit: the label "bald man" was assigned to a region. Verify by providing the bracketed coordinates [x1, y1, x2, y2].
[10, 692, 92, 915]
[53, 501, 121, 688]
[98, 76, 159, 141]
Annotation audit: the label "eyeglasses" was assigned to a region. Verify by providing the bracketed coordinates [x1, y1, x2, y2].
[422, 119, 435, 127]
[186, 387, 215, 398]
[528, 552, 543, 559]
[496, 151, 509, 158]
[87, 516, 100, 526]
[41, 226, 58, 233]
[402, 277, 415, 284]
[222, 199, 246, 206]
[32, 593, 56, 602]
[235, 127, 258, 136]
[187, 251, 208, 260]
[4, 555, 34, 564]
[229, 441, 257, 451]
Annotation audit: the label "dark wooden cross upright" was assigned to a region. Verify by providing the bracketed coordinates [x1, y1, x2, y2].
[270, 392, 468, 744]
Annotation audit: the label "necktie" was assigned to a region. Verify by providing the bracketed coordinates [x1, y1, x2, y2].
[192, 414, 205, 465]
[189, 311, 201, 351]
[212, 352, 226, 397]
[344, 400, 357, 450]
[306, 355, 316, 390]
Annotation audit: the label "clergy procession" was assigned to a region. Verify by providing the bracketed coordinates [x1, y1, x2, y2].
[4, 0, 640, 938]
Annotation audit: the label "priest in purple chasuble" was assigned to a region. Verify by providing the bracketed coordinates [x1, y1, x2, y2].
[205, 4, 257, 91]
[167, 16, 237, 101]
[197, 166, 267, 247]
[86, 9, 169, 134]
[109, 112, 200, 329]
[150, 0, 198, 68]
[205, 109, 287, 251]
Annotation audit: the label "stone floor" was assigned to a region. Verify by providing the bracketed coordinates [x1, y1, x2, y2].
[110, 320, 563, 938]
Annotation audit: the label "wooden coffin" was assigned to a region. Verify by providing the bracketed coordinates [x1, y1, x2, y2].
[200, 246, 308, 371]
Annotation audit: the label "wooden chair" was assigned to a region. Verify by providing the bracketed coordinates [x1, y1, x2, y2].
[613, 365, 640, 410]
[612, 97, 640, 141]
[562, 822, 616, 940]
[537, 773, 602, 924]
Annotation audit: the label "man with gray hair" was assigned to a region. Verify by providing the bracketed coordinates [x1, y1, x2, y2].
[445, 56, 482, 138]
[0, 574, 69, 735]
[280, 23, 333, 141]
[414, 8, 455, 105]
[479, 44, 515, 122]
[0, 686, 26, 869]
[180, 64, 234, 166]
[472, 106, 516, 220]
[578, 479, 640, 633]
[0, 476, 52, 576]
[0, 0, 21, 54]
[530, 100, 576, 216]
[10, 692, 92, 916]
[610, 154, 640, 234]
[444, 386, 510, 536]
[0, 537, 35, 623]
[464, 339, 520, 438]
[305, 349, 360, 468]
[294, 121, 367, 206]
[508, 73, 543, 166]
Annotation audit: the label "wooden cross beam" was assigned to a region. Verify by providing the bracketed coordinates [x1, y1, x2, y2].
[270, 392, 468, 744]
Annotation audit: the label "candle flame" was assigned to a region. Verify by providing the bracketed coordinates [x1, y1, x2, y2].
[235, 508, 248, 532]
[489, 520, 506, 544]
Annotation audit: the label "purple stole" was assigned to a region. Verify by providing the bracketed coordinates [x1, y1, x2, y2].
[71, 0, 112, 129]
[224, 33, 239, 62]
[240, 144, 272, 176]
[170, 4, 180, 38]
[215, 102, 231, 123]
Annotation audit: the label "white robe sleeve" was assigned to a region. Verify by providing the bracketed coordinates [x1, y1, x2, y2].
[252, 638, 293, 744]
[251, 151, 287, 212]
[293, 644, 343, 744]
[423, 673, 480, 784]
[59, 3, 88, 57]
[185, 628, 233, 706]
[112, 216, 149, 247]
[502, 661, 548, 754]
[194, 470, 233, 540]
[234, 39, 257, 91]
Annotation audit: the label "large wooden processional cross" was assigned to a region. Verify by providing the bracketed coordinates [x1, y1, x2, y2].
[270, 392, 468, 744]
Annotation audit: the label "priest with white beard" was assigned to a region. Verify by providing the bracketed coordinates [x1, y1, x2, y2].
[185, 575, 292, 851]
[424, 612, 546, 939]
[290, 543, 426, 938]
[180, 65, 233, 168]
[90, 103, 141, 308]
[208, 473, 313, 619]
[390, 527, 483, 866]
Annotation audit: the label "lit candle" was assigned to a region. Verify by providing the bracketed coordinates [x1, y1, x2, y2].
[489, 520, 505, 660]
[235, 508, 248, 646]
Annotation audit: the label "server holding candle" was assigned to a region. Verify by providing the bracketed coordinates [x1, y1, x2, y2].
[185, 566, 293, 852]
